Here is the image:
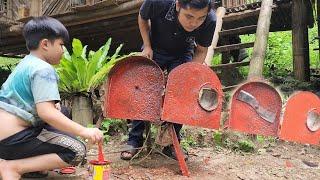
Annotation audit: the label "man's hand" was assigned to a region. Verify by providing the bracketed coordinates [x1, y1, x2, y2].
[141, 46, 153, 59]
[192, 45, 208, 64]
[81, 128, 104, 144]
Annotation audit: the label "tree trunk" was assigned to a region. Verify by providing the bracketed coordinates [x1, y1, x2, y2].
[248, 0, 273, 79]
[72, 95, 93, 127]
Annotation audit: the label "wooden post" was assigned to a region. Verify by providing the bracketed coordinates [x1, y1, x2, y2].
[30, 0, 42, 17]
[292, 0, 310, 81]
[317, 0, 320, 63]
[204, 7, 226, 65]
[247, 0, 273, 79]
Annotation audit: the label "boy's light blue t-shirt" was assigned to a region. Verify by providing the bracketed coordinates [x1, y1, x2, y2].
[0, 54, 60, 126]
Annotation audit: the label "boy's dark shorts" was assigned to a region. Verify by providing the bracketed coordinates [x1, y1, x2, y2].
[0, 124, 86, 166]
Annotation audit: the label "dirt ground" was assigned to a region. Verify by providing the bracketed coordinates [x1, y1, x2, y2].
[32, 130, 319, 180]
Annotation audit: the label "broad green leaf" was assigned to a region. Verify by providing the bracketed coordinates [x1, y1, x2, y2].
[72, 39, 83, 58]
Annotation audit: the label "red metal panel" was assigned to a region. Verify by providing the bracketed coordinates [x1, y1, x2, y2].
[280, 91, 320, 145]
[161, 62, 223, 129]
[227, 81, 282, 136]
[105, 56, 165, 121]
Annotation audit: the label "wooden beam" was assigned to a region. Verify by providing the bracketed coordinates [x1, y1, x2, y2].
[317, 0, 320, 64]
[219, 25, 257, 36]
[52, 0, 143, 27]
[211, 61, 250, 70]
[30, 0, 42, 17]
[223, 9, 261, 22]
[248, 0, 273, 79]
[292, 0, 310, 81]
[214, 42, 254, 53]
[222, 84, 239, 92]
[205, 7, 226, 65]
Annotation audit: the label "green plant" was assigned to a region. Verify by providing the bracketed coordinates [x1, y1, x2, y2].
[256, 135, 265, 144]
[181, 134, 197, 150]
[0, 56, 20, 70]
[240, 25, 320, 78]
[100, 118, 126, 142]
[235, 140, 255, 153]
[56, 38, 123, 96]
[0, 56, 21, 85]
[213, 130, 223, 146]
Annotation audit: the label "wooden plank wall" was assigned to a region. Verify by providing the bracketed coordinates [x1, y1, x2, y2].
[222, 0, 262, 8]
[42, 0, 71, 16]
[42, 0, 104, 15]
[0, 0, 7, 13]
[6, 0, 28, 20]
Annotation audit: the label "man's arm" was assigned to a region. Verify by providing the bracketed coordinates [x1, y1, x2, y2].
[138, 13, 153, 59]
[192, 44, 209, 64]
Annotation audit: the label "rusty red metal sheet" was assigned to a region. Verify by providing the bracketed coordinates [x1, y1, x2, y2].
[161, 62, 223, 129]
[105, 56, 165, 121]
[280, 91, 320, 145]
[170, 125, 190, 177]
[227, 81, 282, 136]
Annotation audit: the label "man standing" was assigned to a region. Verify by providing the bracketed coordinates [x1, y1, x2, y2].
[121, 0, 216, 160]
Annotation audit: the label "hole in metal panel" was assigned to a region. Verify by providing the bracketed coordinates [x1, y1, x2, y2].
[306, 109, 320, 132]
[198, 87, 218, 112]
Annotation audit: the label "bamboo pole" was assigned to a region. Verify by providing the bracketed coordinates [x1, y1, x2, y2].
[247, 0, 273, 79]
[204, 7, 226, 65]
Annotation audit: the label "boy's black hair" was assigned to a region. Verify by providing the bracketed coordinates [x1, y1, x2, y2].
[23, 16, 69, 51]
[178, 0, 212, 10]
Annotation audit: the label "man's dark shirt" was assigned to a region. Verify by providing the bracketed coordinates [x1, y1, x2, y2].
[140, 0, 216, 56]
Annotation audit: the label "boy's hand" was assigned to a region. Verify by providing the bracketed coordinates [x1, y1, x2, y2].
[55, 103, 61, 111]
[81, 128, 104, 144]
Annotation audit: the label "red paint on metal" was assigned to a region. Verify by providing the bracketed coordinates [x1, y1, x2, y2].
[105, 56, 165, 121]
[59, 167, 76, 174]
[280, 91, 320, 145]
[170, 125, 190, 177]
[161, 62, 223, 129]
[227, 81, 282, 136]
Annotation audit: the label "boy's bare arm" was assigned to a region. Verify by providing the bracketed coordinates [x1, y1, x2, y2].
[36, 101, 102, 143]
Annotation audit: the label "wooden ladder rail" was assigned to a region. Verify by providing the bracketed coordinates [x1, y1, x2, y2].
[205, 7, 226, 65]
